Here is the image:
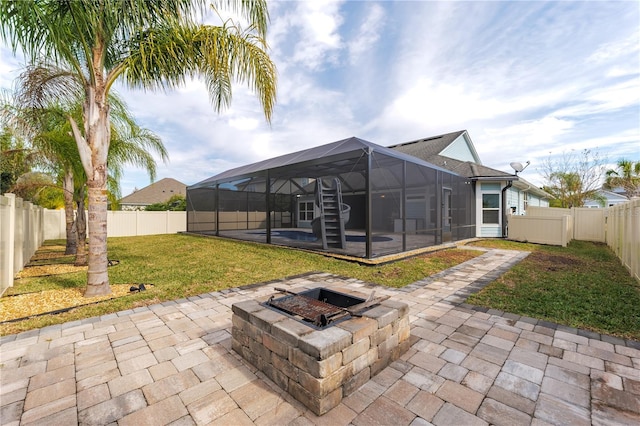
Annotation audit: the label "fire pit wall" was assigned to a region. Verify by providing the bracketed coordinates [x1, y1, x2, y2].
[231, 288, 410, 416]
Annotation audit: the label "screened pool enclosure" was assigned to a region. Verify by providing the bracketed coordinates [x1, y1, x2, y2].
[186, 137, 476, 259]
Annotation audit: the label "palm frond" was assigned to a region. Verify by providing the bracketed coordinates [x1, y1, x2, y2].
[14, 64, 84, 110]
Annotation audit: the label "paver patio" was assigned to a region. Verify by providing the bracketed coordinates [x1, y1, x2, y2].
[1, 247, 639, 425]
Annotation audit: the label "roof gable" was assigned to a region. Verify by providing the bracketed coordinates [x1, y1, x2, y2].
[120, 178, 187, 205]
[388, 130, 482, 165]
[439, 132, 481, 163]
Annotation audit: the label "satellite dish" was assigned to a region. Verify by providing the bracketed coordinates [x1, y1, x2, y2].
[510, 161, 530, 174]
[510, 162, 524, 172]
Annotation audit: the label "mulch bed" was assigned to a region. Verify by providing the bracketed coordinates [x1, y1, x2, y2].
[16, 264, 88, 279]
[3, 246, 135, 323]
[0, 284, 133, 322]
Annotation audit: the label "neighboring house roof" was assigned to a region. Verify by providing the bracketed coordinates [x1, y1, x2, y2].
[119, 178, 186, 206]
[389, 130, 551, 199]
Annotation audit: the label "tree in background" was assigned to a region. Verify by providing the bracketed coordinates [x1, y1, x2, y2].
[604, 159, 640, 198]
[145, 194, 186, 211]
[0, 0, 276, 296]
[0, 126, 34, 194]
[541, 149, 607, 208]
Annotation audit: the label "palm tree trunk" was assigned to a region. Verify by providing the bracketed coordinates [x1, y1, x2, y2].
[74, 186, 87, 266]
[63, 171, 78, 255]
[76, 84, 111, 297]
[84, 176, 109, 295]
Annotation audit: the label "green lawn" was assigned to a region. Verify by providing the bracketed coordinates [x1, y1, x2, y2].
[467, 239, 640, 340]
[1, 234, 481, 335]
[4, 235, 638, 340]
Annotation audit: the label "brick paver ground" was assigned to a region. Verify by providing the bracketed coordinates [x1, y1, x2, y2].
[2, 247, 639, 425]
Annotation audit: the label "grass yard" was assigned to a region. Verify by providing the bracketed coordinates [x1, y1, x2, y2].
[1, 234, 481, 335]
[466, 239, 640, 340]
[3, 235, 638, 340]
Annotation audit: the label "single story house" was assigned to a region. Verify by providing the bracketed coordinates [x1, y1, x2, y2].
[583, 189, 629, 208]
[186, 131, 549, 259]
[119, 178, 186, 211]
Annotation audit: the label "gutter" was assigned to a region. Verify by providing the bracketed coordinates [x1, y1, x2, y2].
[501, 180, 513, 237]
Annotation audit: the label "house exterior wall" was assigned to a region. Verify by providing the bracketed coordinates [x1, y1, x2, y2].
[505, 187, 549, 215]
[505, 188, 521, 215]
[475, 181, 549, 238]
[528, 194, 549, 208]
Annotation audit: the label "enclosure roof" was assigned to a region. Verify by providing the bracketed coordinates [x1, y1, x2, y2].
[190, 136, 453, 188]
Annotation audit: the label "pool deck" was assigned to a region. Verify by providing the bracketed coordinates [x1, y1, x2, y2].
[1, 247, 639, 425]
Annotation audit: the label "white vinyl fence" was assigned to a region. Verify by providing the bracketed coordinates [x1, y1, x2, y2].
[606, 199, 640, 282]
[509, 214, 573, 247]
[43, 210, 186, 239]
[1, 193, 186, 295]
[1, 194, 45, 296]
[510, 206, 607, 246]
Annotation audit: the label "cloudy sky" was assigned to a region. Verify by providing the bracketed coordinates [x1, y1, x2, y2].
[1, 1, 638, 196]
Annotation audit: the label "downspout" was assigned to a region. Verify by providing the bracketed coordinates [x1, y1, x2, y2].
[501, 180, 513, 238]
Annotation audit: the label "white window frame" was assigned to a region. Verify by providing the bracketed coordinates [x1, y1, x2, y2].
[481, 193, 500, 224]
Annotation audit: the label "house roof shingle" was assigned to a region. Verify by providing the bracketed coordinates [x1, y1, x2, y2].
[119, 178, 187, 206]
[388, 130, 468, 161]
[388, 130, 551, 198]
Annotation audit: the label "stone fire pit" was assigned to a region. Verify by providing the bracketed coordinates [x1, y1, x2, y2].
[231, 285, 410, 415]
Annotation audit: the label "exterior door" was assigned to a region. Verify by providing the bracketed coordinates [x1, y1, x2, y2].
[442, 188, 452, 242]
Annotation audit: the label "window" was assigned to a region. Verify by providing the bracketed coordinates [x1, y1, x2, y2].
[523, 192, 528, 212]
[482, 194, 500, 224]
[298, 201, 314, 221]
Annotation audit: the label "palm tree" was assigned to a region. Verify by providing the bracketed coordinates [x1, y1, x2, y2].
[3, 91, 168, 261]
[0, 0, 276, 296]
[543, 171, 605, 208]
[604, 159, 640, 198]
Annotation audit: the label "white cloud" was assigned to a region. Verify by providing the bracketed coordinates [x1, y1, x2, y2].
[554, 78, 640, 117]
[2, 1, 639, 198]
[587, 31, 640, 64]
[271, 0, 345, 71]
[479, 116, 576, 174]
[347, 4, 385, 64]
[373, 77, 573, 139]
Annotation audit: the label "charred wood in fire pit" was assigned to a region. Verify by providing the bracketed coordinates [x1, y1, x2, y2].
[268, 287, 389, 327]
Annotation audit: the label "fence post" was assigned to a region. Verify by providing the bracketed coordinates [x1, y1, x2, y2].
[2, 194, 17, 294]
[13, 196, 25, 273]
